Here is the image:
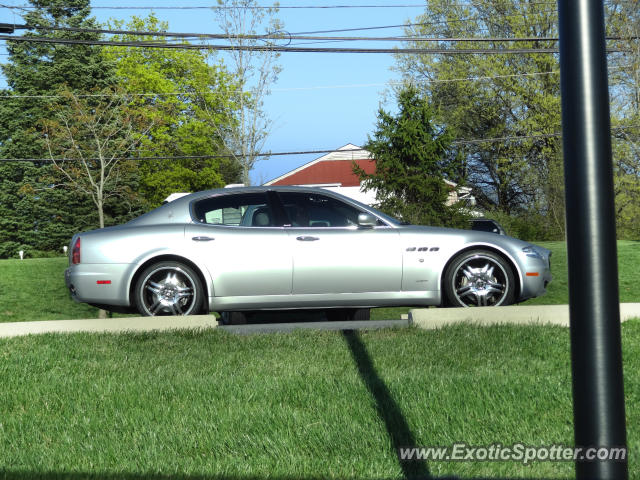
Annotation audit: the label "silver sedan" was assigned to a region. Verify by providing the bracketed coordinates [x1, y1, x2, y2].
[65, 186, 552, 321]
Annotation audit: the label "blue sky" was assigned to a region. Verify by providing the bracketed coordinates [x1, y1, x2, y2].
[0, 1, 426, 184]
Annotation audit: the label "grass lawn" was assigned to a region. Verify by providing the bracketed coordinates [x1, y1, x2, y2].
[1, 240, 639, 322]
[524, 240, 640, 305]
[0, 321, 638, 479]
[0, 257, 103, 322]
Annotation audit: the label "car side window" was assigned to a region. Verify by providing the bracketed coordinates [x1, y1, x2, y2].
[277, 192, 363, 228]
[192, 193, 275, 227]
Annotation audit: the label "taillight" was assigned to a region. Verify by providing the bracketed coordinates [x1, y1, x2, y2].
[72, 237, 81, 265]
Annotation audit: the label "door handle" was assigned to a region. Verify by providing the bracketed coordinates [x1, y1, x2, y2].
[192, 236, 215, 242]
[296, 236, 320, 242]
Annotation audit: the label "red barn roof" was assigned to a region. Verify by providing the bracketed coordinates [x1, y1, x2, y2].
[264, 144, 375, 187]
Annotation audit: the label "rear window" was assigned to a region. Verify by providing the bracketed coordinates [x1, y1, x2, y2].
[192, 193, 273, 226]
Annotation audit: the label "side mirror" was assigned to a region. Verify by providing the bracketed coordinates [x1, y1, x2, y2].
[357, 213, 377, 228]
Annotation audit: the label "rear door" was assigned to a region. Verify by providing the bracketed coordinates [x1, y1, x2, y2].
[186, 192, 292, 297]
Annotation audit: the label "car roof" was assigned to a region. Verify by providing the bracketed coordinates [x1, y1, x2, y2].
[174, 185, 358, 205]
[129, 186, 370, 227]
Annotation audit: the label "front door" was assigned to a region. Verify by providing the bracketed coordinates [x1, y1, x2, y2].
[276, 191, 402, 295]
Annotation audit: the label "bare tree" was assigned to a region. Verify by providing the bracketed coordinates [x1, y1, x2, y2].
[42, 88, 156, 229]
[214, 0, 282, 185]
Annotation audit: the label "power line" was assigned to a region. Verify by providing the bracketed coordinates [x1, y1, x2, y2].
[0, 72, 563, 99]
[3, 66, 636, 99]
[10, 23, 640, 44]
[1, 11, 632, 40]
[3, 34, 632, 54]
[18, 1, 625, 10]
[0, 23, 634, 54]
[0, 150, 352, 162]
[0, 3, 431, 10]
[0, 20, 558, 39]
[451, 124, 638, 146]
[0, 34, 575, 54]
[0, 23, 564, 42]
[0, 14, 469, 38]
[3, 127, 637, 163]
[292, 23, 439, 35]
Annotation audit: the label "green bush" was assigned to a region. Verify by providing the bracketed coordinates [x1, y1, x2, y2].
[481, 210, 565, 241]
[24, 249, 64, 259]
[485, 208, 639, 242]
[0, 243, 63, 259]
[0, 241, 23, 259]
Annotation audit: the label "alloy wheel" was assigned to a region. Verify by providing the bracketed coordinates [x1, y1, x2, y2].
[139, 266, 198, 315]
[451, 254, 510, 307]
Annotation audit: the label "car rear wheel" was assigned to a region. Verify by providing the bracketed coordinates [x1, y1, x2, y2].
[443, 250, 515, 307]
[134, 261, 204, 316]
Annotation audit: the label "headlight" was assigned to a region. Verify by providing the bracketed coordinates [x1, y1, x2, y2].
[522, 245, 544, 260]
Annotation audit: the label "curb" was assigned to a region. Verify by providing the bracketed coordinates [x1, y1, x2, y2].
[0, 315, 219, 339]
[0, 316, 410, 339]
[2, 304, 638, 339]
[408, 303, 640, 330]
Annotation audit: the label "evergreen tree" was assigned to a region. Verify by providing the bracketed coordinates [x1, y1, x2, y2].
[396, 0, 564, 237]
[356, 86, 468, 227]
[0, 0, 118, 257]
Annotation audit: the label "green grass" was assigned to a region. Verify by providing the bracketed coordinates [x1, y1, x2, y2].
[0, 321, 638, 479]
[0, 257, 101, 322]
[1, 246, 638, 478]
[523, 240, 640, 305]
[1, 241, 639, 323]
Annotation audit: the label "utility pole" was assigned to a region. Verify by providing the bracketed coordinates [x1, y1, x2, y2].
[557, 1, 628, 479]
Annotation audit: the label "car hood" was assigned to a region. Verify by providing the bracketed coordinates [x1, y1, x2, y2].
[397, 224, 545, 253]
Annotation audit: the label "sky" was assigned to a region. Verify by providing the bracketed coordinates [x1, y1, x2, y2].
[0, 1, 427, 185]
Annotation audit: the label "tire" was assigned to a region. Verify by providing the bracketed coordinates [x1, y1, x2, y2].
[134, 261, 204, 316]
[443, 249, 516, 307]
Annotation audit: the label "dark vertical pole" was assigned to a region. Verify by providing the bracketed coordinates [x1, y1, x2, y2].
[557, 1, 628, 479]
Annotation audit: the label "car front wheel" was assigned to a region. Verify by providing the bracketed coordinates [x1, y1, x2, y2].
[443, 250, 515, 307]
[134, 261, 204, 316]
